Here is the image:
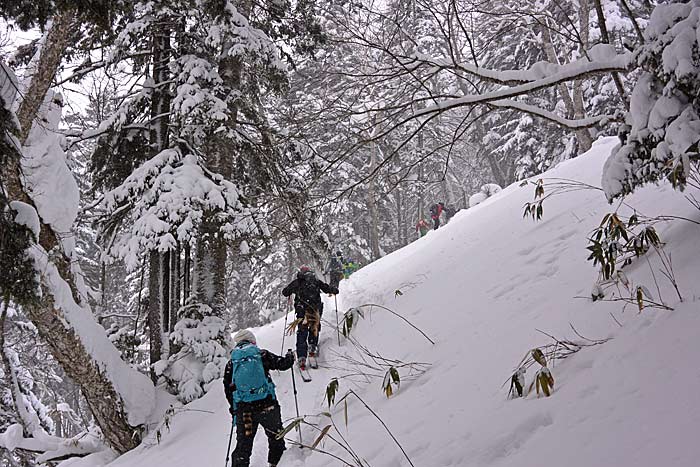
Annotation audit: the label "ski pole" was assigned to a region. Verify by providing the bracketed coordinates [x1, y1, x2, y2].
[334, 294, 341, 346]
[289, 348, 303, 447]
[224, 419, 234, 467]
[280, 300, 290, 356]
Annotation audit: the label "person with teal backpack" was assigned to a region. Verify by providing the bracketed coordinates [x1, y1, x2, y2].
[223, 329, 295, 467]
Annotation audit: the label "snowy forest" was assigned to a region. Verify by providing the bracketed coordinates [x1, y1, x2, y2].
[1, 0, 699, 465]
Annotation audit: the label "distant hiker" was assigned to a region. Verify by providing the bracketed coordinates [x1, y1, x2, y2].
[430, 202, 444, 230]
[415, 218, 430, 237]
[343, 258, 359, 278]
[224, 329, 295, 467]
[282, 266, 338, 369]
[324, 250, 345, 289]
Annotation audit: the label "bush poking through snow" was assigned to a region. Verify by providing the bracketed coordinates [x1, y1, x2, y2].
[507, 329, 610, 399]
[381, 367, 401, 398]
[509, 367, 526, 398]
[153, 406, 176, 445]
[523, 178, 602, 222]
[340, 307, 364, 338]
[533, 367, 555, 397]
[586, 212, 662, 281]
[325, 378, 339, 408]
[523, 179, 545, 221]
[280, 391, 417, 467]
[323, 310, 430, 401]
[528, 349, 555, 398]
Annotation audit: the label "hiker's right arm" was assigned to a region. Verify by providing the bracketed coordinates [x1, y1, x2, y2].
[318, 279, 339, 295]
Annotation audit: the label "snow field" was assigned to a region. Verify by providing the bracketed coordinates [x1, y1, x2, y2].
[105, 137, 700, 467]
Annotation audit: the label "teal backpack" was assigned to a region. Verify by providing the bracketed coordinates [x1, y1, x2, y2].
[230, 344, 276, 404]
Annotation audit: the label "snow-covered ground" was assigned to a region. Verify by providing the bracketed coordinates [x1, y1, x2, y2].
[84, 137, 699, 467]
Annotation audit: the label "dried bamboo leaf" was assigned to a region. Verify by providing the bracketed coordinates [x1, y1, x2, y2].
[276, 418, 302, 440]
[344, 399, 348, 428]
[532, 348, 547, 367]
[310, 425, 332, 450]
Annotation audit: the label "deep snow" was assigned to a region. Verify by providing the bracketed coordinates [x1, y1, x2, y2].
[79, 137, 698, 467]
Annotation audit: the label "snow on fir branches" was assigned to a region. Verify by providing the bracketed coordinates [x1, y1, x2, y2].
[603, 0, 700, 201]
[99, 143, 266, 270]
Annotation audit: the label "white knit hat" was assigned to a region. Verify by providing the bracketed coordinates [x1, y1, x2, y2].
[233, 329, 256, 345]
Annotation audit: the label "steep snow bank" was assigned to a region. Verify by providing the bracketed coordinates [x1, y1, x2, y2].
[101, 137, 700, 467]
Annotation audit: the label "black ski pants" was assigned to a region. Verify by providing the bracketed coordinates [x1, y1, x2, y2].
[232, 402, 286, 467]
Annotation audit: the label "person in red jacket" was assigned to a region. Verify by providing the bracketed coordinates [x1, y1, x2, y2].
[416, 218, 430, 237]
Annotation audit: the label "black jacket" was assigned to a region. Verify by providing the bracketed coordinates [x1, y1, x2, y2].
[282, 271, 338, 317]
[223, 347, 294, 410]
[326, 256, 344, 274]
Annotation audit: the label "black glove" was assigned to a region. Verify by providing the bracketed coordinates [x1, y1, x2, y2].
[229, 407, 236, 417]
[286, 349, 295, 363]
[332, 287, 339, 295]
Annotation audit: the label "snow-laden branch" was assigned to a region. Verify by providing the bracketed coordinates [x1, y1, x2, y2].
[414, 52, 633, 119]
[408, 44, 632, 86]
[0, 424, 109, 463]
[100, 145, 265, 269]
[488, 99, 614, 129]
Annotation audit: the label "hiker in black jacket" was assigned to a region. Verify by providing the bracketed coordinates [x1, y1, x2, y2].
[324, 251, 345, 289]
[223, 329, 294, 467]
[281, 265, 338, 369]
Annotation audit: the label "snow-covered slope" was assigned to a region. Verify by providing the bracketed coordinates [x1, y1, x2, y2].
[95, 137, 699, 467]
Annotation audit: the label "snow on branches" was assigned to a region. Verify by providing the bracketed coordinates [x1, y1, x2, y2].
[207, 0, 286, 73]
[603, 0, 700, 201]
[100, 145, 265, 269]
[161, 305, 230, 403]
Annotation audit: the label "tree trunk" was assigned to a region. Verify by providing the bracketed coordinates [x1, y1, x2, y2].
[159, 251, 170, 358]
[147, 250, 162, 383]
[540, 18, 594, 153]
[2, 11, 154, 453]
[368, 142, 381, 260]
[572, 0, 594, 153]
[183, 244, 191, 303]
[592, 0, 629, 109]
[196, 60, 240, 316]
[618, 0, 645, 44]
[417, 130, 425, 221]
[16, 12, 75, 142]
[170, 242, 180, 332]
[395, 181, 405, 247]
[97, 260, 106, 324]
[146, 19, 173, 370]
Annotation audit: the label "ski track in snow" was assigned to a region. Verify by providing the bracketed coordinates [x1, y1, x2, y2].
[98, 136, 700, 467]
